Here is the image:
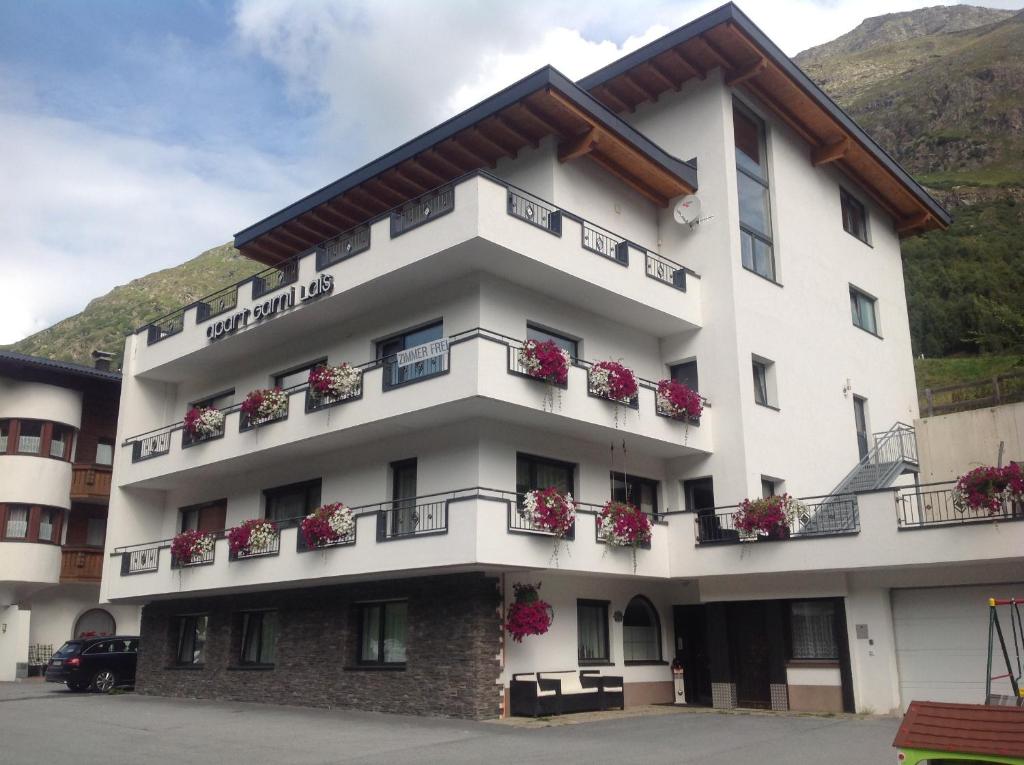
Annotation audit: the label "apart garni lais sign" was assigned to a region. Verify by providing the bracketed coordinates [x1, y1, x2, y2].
[205, 273, 334, 341]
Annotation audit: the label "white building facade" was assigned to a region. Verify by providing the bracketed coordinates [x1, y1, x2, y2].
[101, 4, 1020, 719]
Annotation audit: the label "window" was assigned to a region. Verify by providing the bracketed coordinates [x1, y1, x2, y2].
[274, 358, 326, 390]
[526, 324, 578, 360]
[377, 321, 444, 388]
[850, 287, 879, 335]
[577, 600, 610, 664]
[180, 500, 227, 534]
[734, 103, 775, 281]
[517, 453, 574, 496]
[38, 508, 58, 543]
[854, 396, 870, 460]
[683, 477, 715, 513]
[840, 188, 868, 243]
[240, 611, 277, 666]
[86, 517, 106, 548]
[790, 601, 838, 660]
[191, 390, 234, 411]
[357, 601, 407, 666]
[4, 506, 29, 539]
[175, 615, 208, 665]
[390, 459, 418, 536]
[669, 360, 698, 392]
[0, 421, 8, 452]
[761, 478, 777, 499]
[263, 480, 321, 524]
[49, 425, 71, 459]
[95, 439, 114, 466]
[611, 473, 659, 517]
[623, 596, 662, 663]
[752, 360, 770, 407]
[17, 421, 42, 454]
[76, 609, 116, 638]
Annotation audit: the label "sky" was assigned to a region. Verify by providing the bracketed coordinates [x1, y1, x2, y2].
[1, 0, 1021, 345]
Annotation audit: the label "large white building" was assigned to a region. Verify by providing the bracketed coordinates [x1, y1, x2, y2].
[101, 3, 1021, 719]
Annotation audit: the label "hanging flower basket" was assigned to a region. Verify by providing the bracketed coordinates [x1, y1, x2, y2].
[733, 494, 804, 540]
[598, 500, 652, 572]
[308, 363, 362, 406]
[240, 387, 288, 426]
[588, 361, 638, 406]
[300, 503, 355, 548]
[170, 529, 215, 566]
[227, 518, 278, 558]
[952, 464, 1024, 515]
[183, 406, 225, 441]
[522, 487, 576, 565]
[656, 379, 703, 420]
[519, 340, 570, 386]
[505, 582, 553, 643]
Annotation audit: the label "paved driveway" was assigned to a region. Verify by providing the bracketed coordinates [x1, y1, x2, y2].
[0, 682, 898, 764]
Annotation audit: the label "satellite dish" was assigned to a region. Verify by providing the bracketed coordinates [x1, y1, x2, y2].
[673, 195, 702, 229]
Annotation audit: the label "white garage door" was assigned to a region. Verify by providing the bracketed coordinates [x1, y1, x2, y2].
[893, 585, 1023, 709]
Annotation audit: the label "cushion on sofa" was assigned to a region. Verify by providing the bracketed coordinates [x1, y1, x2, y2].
[603, 686, 623, 692]
[560, 675, 598, 695]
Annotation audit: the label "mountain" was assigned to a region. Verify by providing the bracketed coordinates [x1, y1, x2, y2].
[796, 5, 1024, 359]
[4, 244, 263, 367]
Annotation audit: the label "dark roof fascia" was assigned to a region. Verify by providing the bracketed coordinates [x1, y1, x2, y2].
[234, 66, 697, 248]
[577, 2, 951, 226]
[0, 351, 121, 384]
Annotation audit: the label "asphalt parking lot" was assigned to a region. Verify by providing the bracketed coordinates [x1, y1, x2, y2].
[0, 682, 899, 764]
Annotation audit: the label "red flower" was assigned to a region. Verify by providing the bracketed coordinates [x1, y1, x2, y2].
[170, 529, 211, 563]
[954, 463, 1024, 515]
[599, 500, 652, 546]
[656, 379, 703, 419]
[521, 340, 570, 386]
[227, 518, 277, 555]
[734, 495, 791, 536]
[505, 583, 553, 642]
[591, 361, 638, 402]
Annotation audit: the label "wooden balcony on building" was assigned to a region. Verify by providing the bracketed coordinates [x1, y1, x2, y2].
[70, 464, 112, 503]
[59, 547, 104, 583]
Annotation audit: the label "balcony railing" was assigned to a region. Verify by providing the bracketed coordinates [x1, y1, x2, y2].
[60, 547, 104, 582]
[230, 532, 281, 561]
[138, 170, 697, 346]
[121, 547, 160, 575]
[170, 546, 216, 569]
[693, 495, 860, 545]
[182, 418, 226, 449]
[239, 399, 290, 431]
[896, 482, 1024, 529]
[124, 328, 706, 464]
[376, 500, 448, 541]
[70, 465, 112, 500]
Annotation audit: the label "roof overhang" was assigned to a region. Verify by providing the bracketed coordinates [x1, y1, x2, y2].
[234, 67, 697, 265]
[0, 351, 121, 385]
[577, 2, 951, 237]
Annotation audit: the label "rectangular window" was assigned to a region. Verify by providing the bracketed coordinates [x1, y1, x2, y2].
[390, 459, 418, 537]
[516, 453, 574, 496]
[358, 601, 407, 666]
[95, 439, 114, 466]
[17, 421, 42, 454]
[790, 601, 838, 660]
[683, 477, 715, 513]
[0, 421, 8, 452]
[263, 480, 321, 524]
[240, 611, 277, 666]
[4, 505, 29, 539]
[191, 390, 234, 411]
[175, 615, 208, 665]
[761, 478, 777, 499]
[850, 287, 879, 335]
[526, 324, 578, 360]
[377, 321, 445, 388]
[734, 103, 775, 281]
[611, 473, 659, 517]
[274, 358, 327, 390]
[669, 360, 698, 392]
[577, 600, 610, 664]
[38, 508, 57, 542]
[49, 426, 71, 459]
[840, 188, 868, 243]
[86, 517, 107, 548]
[180, 500, 227, 534]
[753, 361, 770, 407]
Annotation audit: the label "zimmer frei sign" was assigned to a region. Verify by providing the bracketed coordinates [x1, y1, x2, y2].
[205, 273, 334, 342]
[396, 337, 449, 368]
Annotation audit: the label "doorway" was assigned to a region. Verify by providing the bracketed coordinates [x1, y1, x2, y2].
[853, 396, 869, 460]
[673, 605, 712, 706]
[390, 459, 418, 536]
[728, 602, 773, 708]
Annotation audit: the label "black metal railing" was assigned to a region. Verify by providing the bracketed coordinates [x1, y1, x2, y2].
[252, 261, 299, 300]
[316, 225, 371, 270]
[694, 495, 859, 545]
[304, 374, 366, 413]
[170, 547, 215, 570]
[390, 186, 455, 237]
[181, 417, 226, 448]
[381, 351, 449, 391]
[582, 222, 628, 264]
[195, 284, 239, 322]
[120, 547, 159, 575]
[584, 364, 640, 410]
[132, 431, 173, 461]
[896, 483, 1024, 529]
[507, 500, 577, 540]
[239, 399, 290, 431]
[296, 524, 357, 552]
[507, 189, 561, 235]
[147, 309, 186, 345]
[376, 500, 448, 541]
[229, 532, 281, 561]
[645, 252, 687, 290]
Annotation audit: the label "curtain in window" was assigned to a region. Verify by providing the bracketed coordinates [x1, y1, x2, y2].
[791, 601, 838, 659]
[49, 428, 66, 458]
[86, 517, 106, 547]
[241, 612, 277, 664]
[95, 441, 114, 466]
[622, 597, 660, 661]
[0, 422, 9, 452]
[753, 364, 769, 406]
[5, 506, 28, 538]
[577, 604, 607, 661]
[18, 423, 41, 454]
[360, 605, 381, 662]
[383, 603, 407, 663]
[177, 616, 207, 664]
[38, 509, 55, 542]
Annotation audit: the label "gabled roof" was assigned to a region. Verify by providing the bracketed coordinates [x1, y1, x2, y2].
[577, 2, 950, 235]
[893, 701, 1024, 759]
[0, 351, 121, 384]
[234, 66, 697, 265]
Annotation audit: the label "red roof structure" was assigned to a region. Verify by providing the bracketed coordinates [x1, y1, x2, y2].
[893, 701, 1024, 760]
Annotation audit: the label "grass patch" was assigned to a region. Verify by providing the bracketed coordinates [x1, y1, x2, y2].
[915, 355, 1022, 393]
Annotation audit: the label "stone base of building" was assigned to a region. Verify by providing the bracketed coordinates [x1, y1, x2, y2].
[711, 682, 737, 709]
[135, 572, 502, 720]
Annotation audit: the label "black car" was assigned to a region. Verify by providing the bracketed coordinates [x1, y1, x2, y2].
[45, 635, 139, 692]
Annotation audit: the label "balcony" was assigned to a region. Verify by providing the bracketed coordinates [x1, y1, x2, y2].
[694, 495, 859, 545]
[59, 547, 103, 583]
[130, 172, 701, 381]
[119, 328, 712, 488]
[895, 482, 1024, 529]
[106, 487, 671, 602]
[69, 465, 112, 503]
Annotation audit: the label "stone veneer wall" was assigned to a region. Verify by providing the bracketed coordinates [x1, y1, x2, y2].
[135, 572, 502, 719]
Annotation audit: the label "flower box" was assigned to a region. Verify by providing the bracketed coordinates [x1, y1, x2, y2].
[655, 379, 703, 422]
[170, 530, 216, 568]
[227, 519, 280, 560]
[239, 388, 289, 430]
[733, 494, 806, 540]
[182, 406, 225, 447]
[305, 363, 363, 412]
[953, 464, 1024, 515]
[587, 361, 638, 408]
[299, 503, 356, 550]
[516, 340, 570, 388]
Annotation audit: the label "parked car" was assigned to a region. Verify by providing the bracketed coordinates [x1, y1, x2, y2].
[45, 635, 139, 692]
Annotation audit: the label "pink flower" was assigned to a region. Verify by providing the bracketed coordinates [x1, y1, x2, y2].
[656, 379, 703, 419]
[505, 583, 553, 642]
[520, 340, 570, 385]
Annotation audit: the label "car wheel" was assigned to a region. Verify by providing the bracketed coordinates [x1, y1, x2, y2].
[91, 670, 116, 693]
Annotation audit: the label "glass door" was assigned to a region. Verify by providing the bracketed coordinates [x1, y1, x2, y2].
[853, 396, 869, 460]
[391, 460, 418, 536]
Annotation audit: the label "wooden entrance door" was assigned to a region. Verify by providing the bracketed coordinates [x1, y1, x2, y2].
[674, 605, 712, 706]
[728, 602, 772, 708]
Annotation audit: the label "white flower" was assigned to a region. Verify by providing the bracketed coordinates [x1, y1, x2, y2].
[247, 521, 277, 552]
[192, 408, 225, 437]
[326, 505, 355, 538]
